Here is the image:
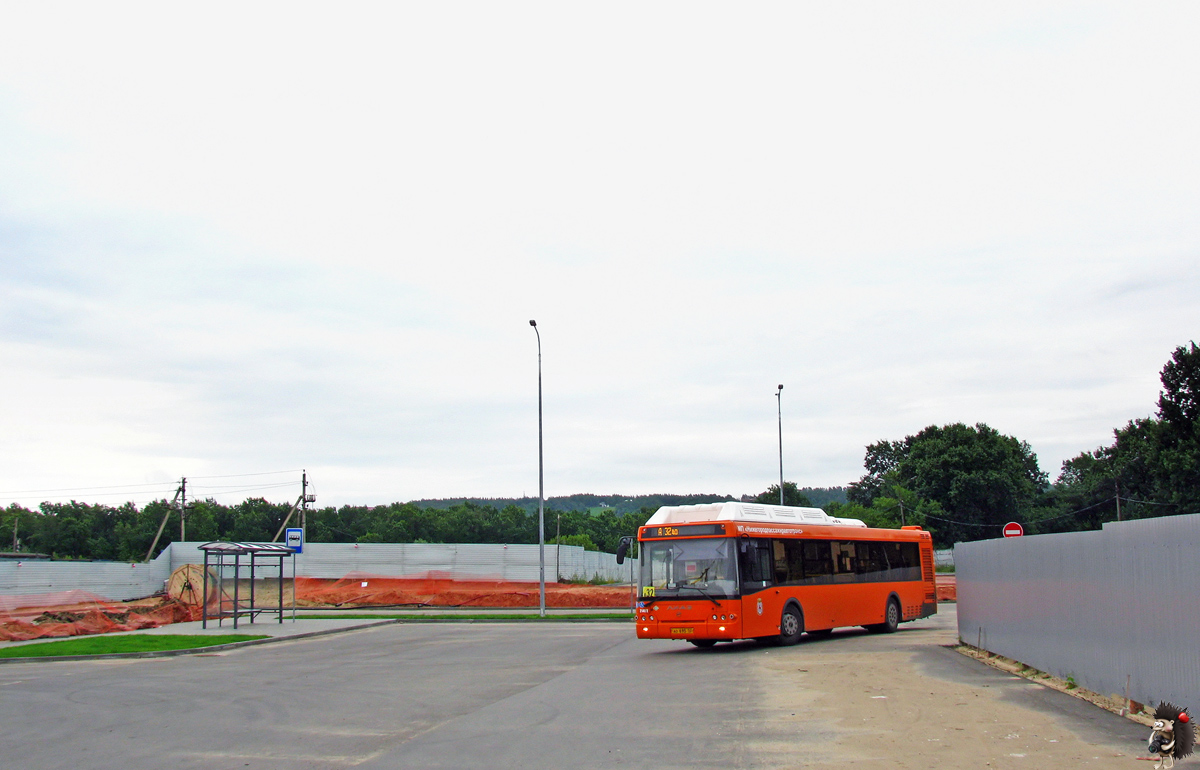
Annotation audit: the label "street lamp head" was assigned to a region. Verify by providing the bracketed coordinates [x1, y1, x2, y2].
[529, 320, 537, 327]
[777, 384, 784, 392]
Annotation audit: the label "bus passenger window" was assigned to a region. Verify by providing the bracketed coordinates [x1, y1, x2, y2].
[773, 540, 789, 584]
[738, 538, 773, 589]
[801, 540, 833, 583]
[784, 540, 805, 584]
[833, 542, 856, 575]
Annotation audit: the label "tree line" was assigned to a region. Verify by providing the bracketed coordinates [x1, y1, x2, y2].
[0, 498, 662, 562]
[4, 343, 1194, 558]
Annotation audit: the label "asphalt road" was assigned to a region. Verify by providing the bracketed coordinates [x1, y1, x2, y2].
[0, 607, 1150, 769]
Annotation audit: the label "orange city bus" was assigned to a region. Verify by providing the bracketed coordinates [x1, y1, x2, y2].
[619, 502, 937, 648]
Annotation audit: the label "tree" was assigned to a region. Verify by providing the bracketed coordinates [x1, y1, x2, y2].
[1158, 342, 1200, 436]
[548, 533, 597, 551]
[1055, 342, 1200, 519]
[753, 482, 814, 507]
[848, 423, 1047, 545]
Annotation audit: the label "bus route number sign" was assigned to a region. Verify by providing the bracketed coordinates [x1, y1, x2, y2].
[1002, 522, 1024, 538]
[641, 524, 724, 539]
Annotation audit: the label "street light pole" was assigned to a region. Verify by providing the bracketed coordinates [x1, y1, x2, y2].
[530, 320, 546, 617]
[776, 384, 784, 506]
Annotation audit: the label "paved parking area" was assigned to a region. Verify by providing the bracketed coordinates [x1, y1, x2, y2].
[0, 606, 1151, 769]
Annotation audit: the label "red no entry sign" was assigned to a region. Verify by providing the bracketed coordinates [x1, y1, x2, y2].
[1002, 522, 1024, 538]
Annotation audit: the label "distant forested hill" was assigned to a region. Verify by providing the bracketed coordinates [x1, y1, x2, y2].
[409, 493, 736, 516]
[409, 488, 849, 515]
[796, 487, 848, 507]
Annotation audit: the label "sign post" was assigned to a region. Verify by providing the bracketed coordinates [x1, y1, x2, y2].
[285, 527, 304, 554]
[1002, 522, 1024, 538]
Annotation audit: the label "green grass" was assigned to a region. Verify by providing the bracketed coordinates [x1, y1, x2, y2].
[295, 612, 633, 621]
[0, 634, 269, 659]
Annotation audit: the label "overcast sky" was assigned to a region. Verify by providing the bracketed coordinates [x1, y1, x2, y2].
[0, 2, 1197, 508]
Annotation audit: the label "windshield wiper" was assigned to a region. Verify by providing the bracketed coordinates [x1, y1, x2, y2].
[678, 584, 722, 605]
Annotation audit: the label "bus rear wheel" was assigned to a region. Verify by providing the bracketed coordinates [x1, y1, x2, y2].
[868, 598, 901, 634]
[690, 639, 717, 649]
[778, 606, 804, 646]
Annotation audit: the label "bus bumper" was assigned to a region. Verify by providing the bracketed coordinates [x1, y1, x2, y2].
[635, 618, 742, 640]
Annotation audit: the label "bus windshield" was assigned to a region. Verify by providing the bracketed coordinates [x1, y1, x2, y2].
[640, 537, 737, 599]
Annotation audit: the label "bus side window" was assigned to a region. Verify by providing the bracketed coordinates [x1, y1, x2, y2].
[858, 542, 886, 578]
[801, 540, 832, 583]
[833, 541, 856, 575]
[772, 540, 789, 584]
[738, 538, 773, 588]
[784, 540, 805, 584]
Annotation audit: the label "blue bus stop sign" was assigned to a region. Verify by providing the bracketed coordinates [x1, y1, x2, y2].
[285, 528, 303, 553]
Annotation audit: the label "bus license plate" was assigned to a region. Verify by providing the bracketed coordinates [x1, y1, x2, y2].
[671, 627, 694, 634]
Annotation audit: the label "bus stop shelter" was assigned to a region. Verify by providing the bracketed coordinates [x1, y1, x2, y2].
[199, 541, 296, 629]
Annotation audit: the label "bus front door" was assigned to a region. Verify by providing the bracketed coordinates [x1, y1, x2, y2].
[738, 538, 785, 639]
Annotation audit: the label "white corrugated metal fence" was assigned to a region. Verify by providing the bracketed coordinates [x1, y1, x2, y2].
[956, 512, 1200, 710]
[1, 542, 638, 607]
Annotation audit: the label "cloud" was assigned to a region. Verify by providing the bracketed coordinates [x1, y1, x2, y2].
[0, 3, 1197, 505]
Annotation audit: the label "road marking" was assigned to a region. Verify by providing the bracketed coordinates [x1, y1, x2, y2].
[176, 750, 385, 766]
[271, 725, 395, 737]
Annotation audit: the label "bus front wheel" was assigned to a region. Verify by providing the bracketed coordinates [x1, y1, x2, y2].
[868, 598, 901, 634]
[690, 639, 717, 649]
[778, 606, 804, 646]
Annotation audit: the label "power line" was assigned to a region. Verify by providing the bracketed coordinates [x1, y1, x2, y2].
[188, 482, 302, 497]
[0, 486, 181, 503]
[0, 470, 305, 502]
[187, 481, 300, 491]
[923, 514, 996, 528]
[187, 469, 304, 480]
[924, 496, 1118, 529]
[1118, 496, 1178, 507]
[0, 481, 178, 495]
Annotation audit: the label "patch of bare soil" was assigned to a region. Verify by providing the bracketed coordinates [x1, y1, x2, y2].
[954, 645, 1157, 727]
[743, 621, 1147, 769]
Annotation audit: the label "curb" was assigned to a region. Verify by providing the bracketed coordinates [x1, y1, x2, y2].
[0, 616, 635, 664]
[0, 619, 401, 665]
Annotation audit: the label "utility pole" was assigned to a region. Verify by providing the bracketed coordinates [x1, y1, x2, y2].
[146, 484, 183, 563]
[11, 513, 18, 552]
[1115, 482, 1121, 522]
[301, 470, 316, 541]
[179, 477, 187, 541]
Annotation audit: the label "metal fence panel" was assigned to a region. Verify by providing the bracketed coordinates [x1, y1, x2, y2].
[168, 542, 636, 583]
[0, 543, 638, 607]
[0, 550, 173, 608]
[957, 513, 1200, 709]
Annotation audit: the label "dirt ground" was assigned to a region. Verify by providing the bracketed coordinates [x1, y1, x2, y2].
[744, 606, 1152, 769]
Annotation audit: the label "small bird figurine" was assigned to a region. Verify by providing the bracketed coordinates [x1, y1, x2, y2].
[1148, 702, 1195, 770]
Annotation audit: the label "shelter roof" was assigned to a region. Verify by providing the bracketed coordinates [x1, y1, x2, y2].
[198, 541, 295, 556]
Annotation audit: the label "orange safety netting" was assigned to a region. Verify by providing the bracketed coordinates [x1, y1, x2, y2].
[0, 596, 201, 642]
[936, 575, 956, 602]
[295, 572, 634, 608]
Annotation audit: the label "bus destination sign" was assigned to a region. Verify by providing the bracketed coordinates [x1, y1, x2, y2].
[641, 524, 725, 539]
